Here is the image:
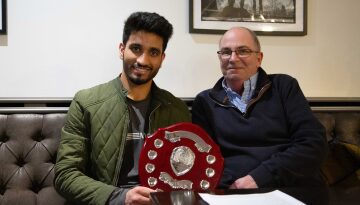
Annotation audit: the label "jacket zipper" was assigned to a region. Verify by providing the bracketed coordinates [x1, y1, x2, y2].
[147, 103, 161, 133]
[244, 82, 271, 117]
[112, 107, 130, 186]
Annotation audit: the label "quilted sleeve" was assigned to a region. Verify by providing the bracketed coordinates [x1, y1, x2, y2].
[54, 95, 116, 205]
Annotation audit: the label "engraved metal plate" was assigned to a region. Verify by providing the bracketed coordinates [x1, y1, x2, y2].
[170, 146, 195, 176]
[148, 150, 157, 160]
[146, 163, 155, 173]
[139, 122, 224, 192]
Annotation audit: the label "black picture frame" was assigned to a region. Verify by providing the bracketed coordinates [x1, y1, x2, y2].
[0, 0, 7, 34]
[189, 0, 307, 36]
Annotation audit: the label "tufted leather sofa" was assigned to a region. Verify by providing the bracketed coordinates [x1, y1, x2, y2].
[314, 110, 360, 205]
[0, 112, 67, 205]
[0, 98, 359, 205]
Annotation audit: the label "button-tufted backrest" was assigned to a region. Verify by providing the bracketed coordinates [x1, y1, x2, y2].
[314, 112, 360, 145]
[0, 102, 359, 205]
[314, 111, 360, 185]
[0, 113, 67, 205]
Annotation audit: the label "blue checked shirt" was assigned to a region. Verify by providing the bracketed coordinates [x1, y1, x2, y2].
[222, 72, 259, 113]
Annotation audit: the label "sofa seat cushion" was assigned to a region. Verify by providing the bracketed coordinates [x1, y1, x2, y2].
[328, 169, 360, 205]
[321, 142, 359, 185]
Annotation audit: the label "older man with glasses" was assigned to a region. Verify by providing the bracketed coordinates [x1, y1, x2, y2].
[192, 27, 328, 204]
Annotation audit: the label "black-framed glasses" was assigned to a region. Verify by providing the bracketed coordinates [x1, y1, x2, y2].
[217, 48, 260, 59]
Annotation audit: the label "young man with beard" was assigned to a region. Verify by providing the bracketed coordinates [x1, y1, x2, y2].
[54, 12, 191, 205]
[192, 27, 328, 204]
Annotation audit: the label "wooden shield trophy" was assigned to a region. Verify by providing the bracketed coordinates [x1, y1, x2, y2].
[139, 122, 224, 192]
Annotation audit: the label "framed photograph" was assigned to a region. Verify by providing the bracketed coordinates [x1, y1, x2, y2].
[189, 0, 307, 36]
[0, 0, 7, 34]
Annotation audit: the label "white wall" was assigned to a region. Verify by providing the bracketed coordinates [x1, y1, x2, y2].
[0, 0, 359, 98]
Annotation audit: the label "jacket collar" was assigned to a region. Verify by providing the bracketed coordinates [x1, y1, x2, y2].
[111, 76, 128, 100]
[209, 67, 271, 106]
[111, 75, 166, 107]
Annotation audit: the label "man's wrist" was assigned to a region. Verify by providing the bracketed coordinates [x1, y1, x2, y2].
[107, 188, 129, 205]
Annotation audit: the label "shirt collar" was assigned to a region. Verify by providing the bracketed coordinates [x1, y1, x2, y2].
[221, 72, 259, 112]
[222, 72, 259, 95]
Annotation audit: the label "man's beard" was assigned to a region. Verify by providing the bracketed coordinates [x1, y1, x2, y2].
[128, 75, 151, 85]
[124, 62, 158, 85]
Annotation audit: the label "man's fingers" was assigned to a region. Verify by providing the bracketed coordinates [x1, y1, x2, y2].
[135, 186, 155, 196]
[125, 186, 155, 205]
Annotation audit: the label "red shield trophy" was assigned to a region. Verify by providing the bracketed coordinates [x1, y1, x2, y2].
[139, 122, 224, 192]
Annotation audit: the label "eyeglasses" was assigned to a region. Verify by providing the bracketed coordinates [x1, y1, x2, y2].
[217, 48, 259, 59]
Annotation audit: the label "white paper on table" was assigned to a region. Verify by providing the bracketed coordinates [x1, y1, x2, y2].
[199, 190, 305, 205]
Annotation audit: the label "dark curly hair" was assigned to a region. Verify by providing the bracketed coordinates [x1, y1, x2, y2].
[123, 12, 173, 52]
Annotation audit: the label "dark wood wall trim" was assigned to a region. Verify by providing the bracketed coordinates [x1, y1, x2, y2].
[1, 97, 360, 113]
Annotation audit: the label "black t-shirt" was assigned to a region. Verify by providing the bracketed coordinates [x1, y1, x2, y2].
[117, 97, 150, 187]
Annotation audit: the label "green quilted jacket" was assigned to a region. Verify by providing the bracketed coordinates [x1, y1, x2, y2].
[54, 77, 191, 205]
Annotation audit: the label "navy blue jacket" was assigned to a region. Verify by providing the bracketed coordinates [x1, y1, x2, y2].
[192, 68, 327, 188]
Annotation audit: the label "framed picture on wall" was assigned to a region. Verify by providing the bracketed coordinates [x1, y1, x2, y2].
[189, 0, 307, 36]
[0, 0, 7, 34]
